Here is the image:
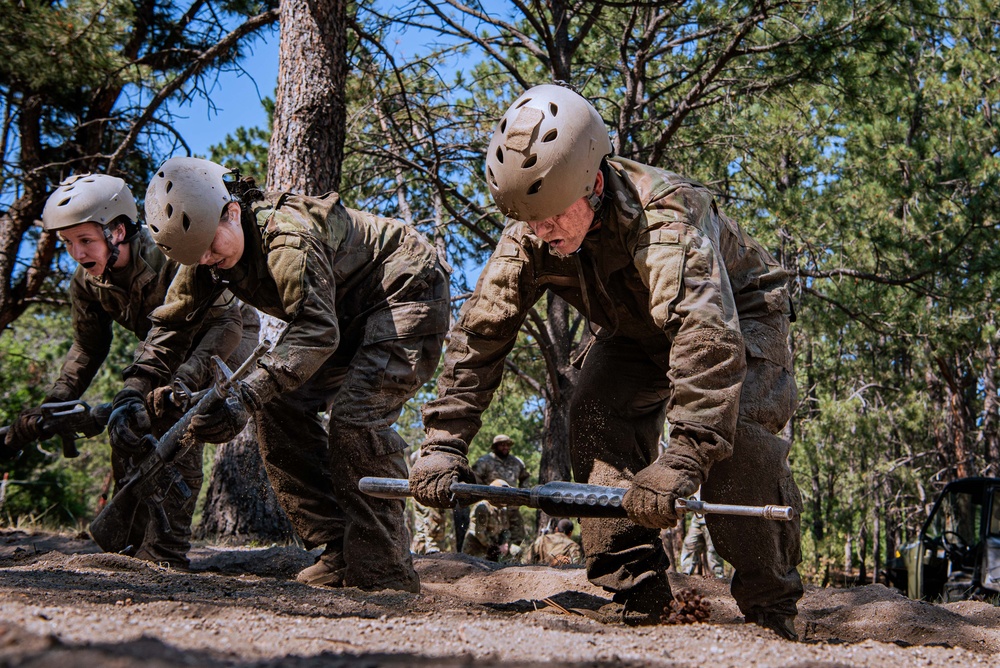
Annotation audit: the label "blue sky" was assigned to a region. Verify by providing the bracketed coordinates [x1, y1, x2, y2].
[168, 32, 280, 157]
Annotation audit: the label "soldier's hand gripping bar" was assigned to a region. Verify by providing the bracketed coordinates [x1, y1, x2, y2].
[358, 477, 795, 521]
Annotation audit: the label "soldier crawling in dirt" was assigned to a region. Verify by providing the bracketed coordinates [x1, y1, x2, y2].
[112, 157, 450, 593]
[3, 174, 258, 569]
[522, 519, 584, 567]
[409, 84, 803, 638]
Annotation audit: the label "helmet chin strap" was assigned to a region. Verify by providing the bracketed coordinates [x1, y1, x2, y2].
[99, 226, 122, 282]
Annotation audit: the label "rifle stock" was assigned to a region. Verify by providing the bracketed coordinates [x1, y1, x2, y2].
[358, 477, 795, 521]
[89, 341, 270, 553]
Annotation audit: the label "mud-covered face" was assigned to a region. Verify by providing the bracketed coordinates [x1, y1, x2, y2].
[526, 171, 604, 257]
[198, 203, 245, 270]
[59, 222, 125, 277]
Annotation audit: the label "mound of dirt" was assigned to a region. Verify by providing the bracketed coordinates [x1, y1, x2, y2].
[0, 529, 997, 667]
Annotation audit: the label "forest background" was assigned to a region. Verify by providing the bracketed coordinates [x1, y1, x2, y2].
[0, 0, 997, 588]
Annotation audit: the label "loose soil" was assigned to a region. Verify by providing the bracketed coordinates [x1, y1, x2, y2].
[0, 529, 997, 667]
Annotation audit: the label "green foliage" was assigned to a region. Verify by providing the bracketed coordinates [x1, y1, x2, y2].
[1, 305, 134, 529]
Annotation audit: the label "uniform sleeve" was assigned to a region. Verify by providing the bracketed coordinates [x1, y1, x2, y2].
[172, 292, 244, 390]
[633, 186, 746, 469]
[240, 232, 340, 402]
[472, 455, 492, 484]
[421, 238, 540, 453]
[124, 264, 220, 396]
[46, 278, 113, 402]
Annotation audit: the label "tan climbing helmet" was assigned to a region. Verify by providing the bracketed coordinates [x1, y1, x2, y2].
[145, 157, 235, 265]
[42, 174, 138, 232]
[485, 84, 612, 222]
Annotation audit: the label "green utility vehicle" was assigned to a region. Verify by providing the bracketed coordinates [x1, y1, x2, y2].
[885, 477, 1000, 602]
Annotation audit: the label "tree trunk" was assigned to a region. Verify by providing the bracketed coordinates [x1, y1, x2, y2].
[267, 0, 349, 194]
[197, 422, 294, 543]
[199, 310, 293, 542]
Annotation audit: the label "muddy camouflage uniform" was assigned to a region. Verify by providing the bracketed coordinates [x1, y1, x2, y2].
[522, 531, 584, 566]
[472, 449, 530, 542]
[48, 231, 251, 568]
[126, 191, 450, 592]
[422, 157, 802, 619]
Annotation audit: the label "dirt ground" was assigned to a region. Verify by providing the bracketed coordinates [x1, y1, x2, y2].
[0, 530, 998, 667]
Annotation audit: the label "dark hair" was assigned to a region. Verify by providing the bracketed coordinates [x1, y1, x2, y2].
[556, 519, 574, 534]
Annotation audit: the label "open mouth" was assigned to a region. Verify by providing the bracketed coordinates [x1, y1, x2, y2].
[81, 261, 97, 269]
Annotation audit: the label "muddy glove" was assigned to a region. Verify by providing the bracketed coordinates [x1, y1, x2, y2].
[409, 444, 476, 508]
[108, 388, 152, 456]
[623, 435, 709, 528]
[146, 385, 187, 435]
[189, 382, 261, 444]
[2, 406, 46, 457]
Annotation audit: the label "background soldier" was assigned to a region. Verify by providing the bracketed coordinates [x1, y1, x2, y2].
[409, 84, 802, 638]
[4, 174, 255, 569]
[461, 479, 511, 561]
[116, 157, 451, 593]
[679, 514, 725, 578]
[410, 448, 448, 554]
[522, 518, 583, 567]
[473, 434, 530, 543]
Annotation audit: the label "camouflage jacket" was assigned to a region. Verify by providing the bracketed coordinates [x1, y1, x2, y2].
[473, 451, 530, 487]
[423, 157, 793, 470]
[125, 191, 450, 401]
[47, 231, 243, 402]
[462, 499, 509, 559]
[521, 532, 584, 566]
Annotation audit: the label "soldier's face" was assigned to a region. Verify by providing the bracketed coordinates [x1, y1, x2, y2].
[494, 442, 511, 457]
[199, 203, 245, 270]
[59, 222, 125, 277]
[528, 171, 604, 258]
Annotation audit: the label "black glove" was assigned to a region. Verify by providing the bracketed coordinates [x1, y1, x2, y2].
[409, 445, 476, 508]
[4, 407, 46, 450]
[189, 385, 255, 444]
[108, 388, 152, 456]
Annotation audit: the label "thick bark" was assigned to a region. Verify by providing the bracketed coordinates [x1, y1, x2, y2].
[197, 422, 295, 543]
[267, 0, 349, 193]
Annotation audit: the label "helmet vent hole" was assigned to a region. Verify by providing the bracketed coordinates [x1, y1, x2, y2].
[515, 97, 532, 109]
[527, 179, 542, 195]
[500, 118, 507, 133]
[165, 181, 173, 193]
[549, 103, 558, 116]
[165, 204, 173, 218]
[487, 167, 497, 187]
[182, 213, 191, 231]
[495, 146, 504, 164]
[542, 129, 558, 143]
[522, 155, 537, 168]
[57, 197, 71, 207]
[158, 243, 171, 252]
[150, 224, 159, 233]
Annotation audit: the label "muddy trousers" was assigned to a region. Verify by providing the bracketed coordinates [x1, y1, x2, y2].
[110, 437, 203, 569]
[254, 330, 444, 592]
[570, 337, 803, 616]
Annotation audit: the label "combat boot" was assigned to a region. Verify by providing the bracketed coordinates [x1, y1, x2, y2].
[745, 611, 799, 641]
[597, 571, 673, 626]
[297, 545, 347, 587]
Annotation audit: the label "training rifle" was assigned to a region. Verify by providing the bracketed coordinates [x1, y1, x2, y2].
[89, 341, 270, 553]
[0, 400, 114, 459]
[359, 477, 795, 521]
